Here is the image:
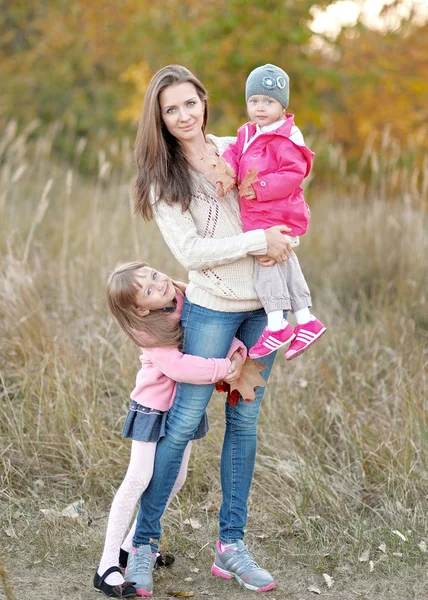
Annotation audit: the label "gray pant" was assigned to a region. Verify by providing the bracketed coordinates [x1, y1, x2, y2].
[255, 251, 311, 314]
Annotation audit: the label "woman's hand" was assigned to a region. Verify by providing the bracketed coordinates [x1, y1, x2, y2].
[264, 225, 292, 262]
[224, 351, 245, 383]
[256, 255, 277, 267]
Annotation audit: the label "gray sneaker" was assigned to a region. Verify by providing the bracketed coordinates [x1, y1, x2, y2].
[125, 545, 157, 597]
[211, 540, 275, 592]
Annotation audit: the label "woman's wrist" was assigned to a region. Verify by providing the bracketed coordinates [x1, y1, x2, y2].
[245, 229, 268, 255]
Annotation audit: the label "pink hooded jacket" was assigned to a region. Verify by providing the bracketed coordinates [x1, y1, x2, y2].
[130, 289, 247, 412]
[223, 114, 314, 236]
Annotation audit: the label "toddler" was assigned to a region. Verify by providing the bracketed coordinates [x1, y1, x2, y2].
[223, 64, 326, 360]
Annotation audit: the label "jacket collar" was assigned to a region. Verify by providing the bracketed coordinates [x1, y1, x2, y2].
[239, 114, 295, 139]
[256, 119, 285, 134]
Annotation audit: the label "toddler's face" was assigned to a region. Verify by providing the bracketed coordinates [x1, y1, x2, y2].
[247, 95, 284, 127]
[134, 266, 176, 312]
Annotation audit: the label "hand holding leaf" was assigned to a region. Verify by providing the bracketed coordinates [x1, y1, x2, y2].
[216, 359, 267, 407]
[215, 158, 237, 198]
[238, 168, 258, 199]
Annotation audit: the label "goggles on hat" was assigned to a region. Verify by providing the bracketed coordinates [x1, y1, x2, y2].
[262, 76, 287, 90]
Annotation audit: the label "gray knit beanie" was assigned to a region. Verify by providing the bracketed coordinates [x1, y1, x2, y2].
[245, 64, 290, 109]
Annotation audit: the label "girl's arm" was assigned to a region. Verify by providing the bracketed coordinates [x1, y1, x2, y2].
[142, 337, 247, 385]
[252, 141, 313, 203]
[222, 138, 241, 179]
[151, 189, 267, 271]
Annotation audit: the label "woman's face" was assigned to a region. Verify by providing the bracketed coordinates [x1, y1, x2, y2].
[159, 82, 205, 143]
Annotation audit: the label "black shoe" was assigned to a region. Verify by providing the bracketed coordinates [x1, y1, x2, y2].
[94, 566, 137, 598]
[119, 548, 175, 569]
[155, 552, 175, 568]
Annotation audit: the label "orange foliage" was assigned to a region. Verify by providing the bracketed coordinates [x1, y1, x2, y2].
[326, 23, 428, 160]
[1, 0, 427, 173]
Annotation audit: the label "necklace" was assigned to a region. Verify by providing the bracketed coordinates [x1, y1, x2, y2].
[191, 144, 219, 163]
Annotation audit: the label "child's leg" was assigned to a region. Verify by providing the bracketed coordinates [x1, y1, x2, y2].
[285, 252, 312, 316]
[121, 441, 193, 553]
[285, 253, 326, 360]
[254, 262, 291, 316]
[267, 309, 285, 331]
[250, 263, 295, 358]
[294, 306, 312, 324]
[97, 440, 157, 586]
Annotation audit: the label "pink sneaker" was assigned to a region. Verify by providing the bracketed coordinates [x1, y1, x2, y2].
[249, 323, 295, 359]
[284, 318, 326, 361]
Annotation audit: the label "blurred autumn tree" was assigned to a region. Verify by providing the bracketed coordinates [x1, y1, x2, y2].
[325, 14, 428, 162]
[0, 0, 332, 133]
[1, 0, 427, 172]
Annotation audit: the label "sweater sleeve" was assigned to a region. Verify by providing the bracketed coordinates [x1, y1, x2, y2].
[226, 337, 248, 361]
[151, 190, 267, 270]
[142, 346, 232, 384]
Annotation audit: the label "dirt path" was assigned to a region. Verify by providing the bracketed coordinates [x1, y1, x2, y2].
[2, 508, 427, 600]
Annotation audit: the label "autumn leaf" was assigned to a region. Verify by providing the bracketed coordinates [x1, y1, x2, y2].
[167, 593, 195, 598]
[215, 380, 229, 393]
[227, 388, 241, 407]
[307, 584, 321, 594]
[359, 548, 370, 562]
[229, 359, 267, 402]
[215, 156, 236, 198]
[183, 518, 202, 530]
[216, 178, 236, 198]
[238, 167, 258, 199]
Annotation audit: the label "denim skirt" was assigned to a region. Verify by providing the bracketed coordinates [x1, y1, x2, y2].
[122, 400, 209, 443]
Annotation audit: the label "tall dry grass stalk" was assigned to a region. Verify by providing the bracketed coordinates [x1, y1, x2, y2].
[0, 123, 427, 557]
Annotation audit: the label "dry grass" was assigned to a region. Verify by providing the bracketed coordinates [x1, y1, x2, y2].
[0, 123, 427, 599]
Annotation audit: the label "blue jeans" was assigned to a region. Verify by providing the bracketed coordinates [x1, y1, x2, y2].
[133, 298, 277, 549]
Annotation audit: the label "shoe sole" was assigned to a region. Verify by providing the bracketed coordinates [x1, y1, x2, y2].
[285, 327, 327, 361]
[211, 564, 275, 592]
[94, 587, 137, 598]
[124, 575, 152, 597]
[123, 582, 152, 598]
[249, 334, 296, 360]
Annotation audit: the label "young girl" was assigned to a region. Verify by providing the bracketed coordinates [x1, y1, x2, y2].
[223, 63, 326, 361]
[94, 261, 246, 598]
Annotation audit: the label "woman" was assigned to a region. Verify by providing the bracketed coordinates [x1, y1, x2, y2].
[126, 65, 292, 596]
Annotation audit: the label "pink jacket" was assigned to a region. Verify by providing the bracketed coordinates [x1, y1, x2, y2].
[130, 290, 247, 412]
[223, 114, 314, 236]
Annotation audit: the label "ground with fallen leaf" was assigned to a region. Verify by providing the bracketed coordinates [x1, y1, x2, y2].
[2, 493, 427, 600]
[1, 162, 427, 600]
[3, 408, 428, 600]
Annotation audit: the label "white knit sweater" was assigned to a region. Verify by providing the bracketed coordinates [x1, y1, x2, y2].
[151, 135, 267, 312]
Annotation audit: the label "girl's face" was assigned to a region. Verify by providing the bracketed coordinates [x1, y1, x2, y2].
[159, 82, 205, 143]
[134, 266, 176, 313]
[247, 95, 285, 127]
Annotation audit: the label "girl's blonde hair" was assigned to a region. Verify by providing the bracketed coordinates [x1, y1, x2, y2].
[106, 261, 182, 349]
[134, 64, 208, 220]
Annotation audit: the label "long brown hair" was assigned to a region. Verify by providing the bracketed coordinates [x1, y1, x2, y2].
[106, 261, 182, 349]
[134, 65, 208, 220]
